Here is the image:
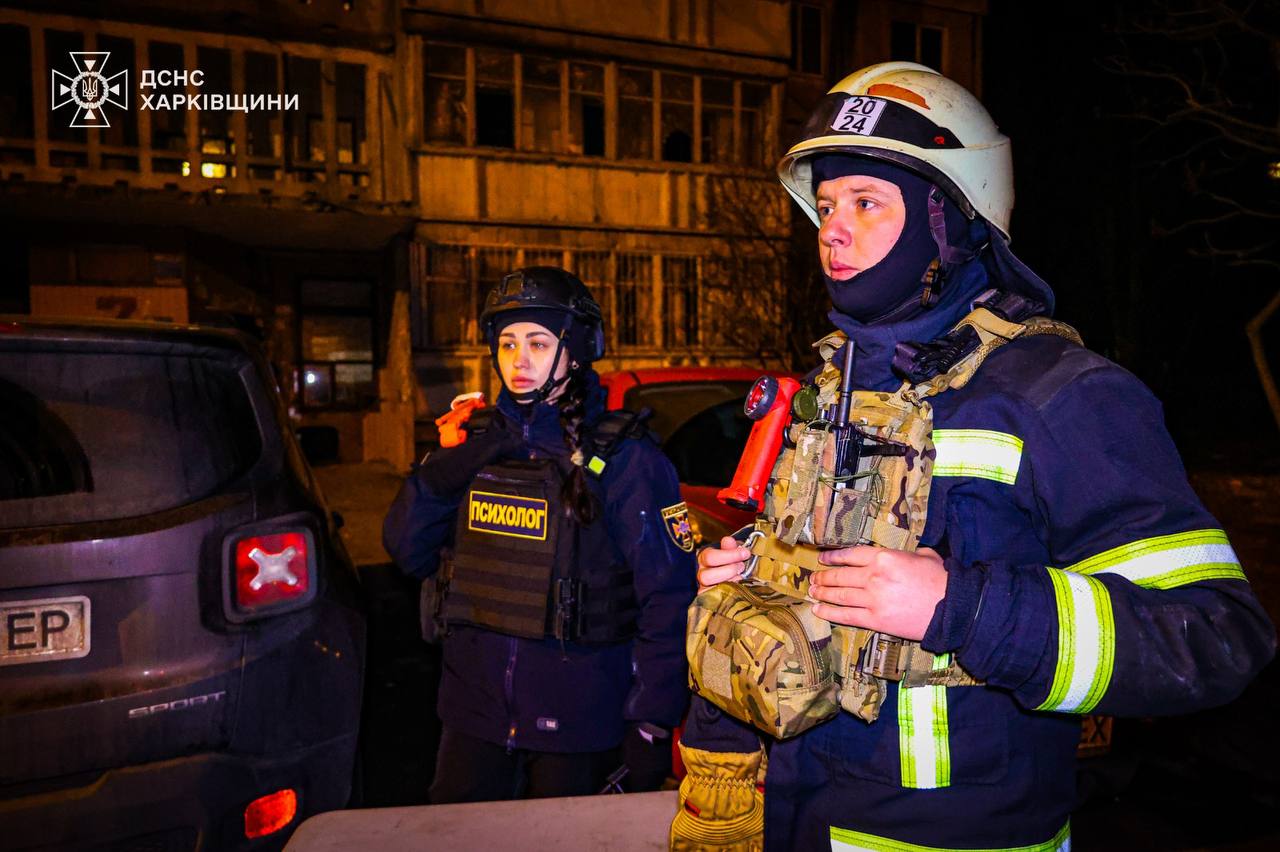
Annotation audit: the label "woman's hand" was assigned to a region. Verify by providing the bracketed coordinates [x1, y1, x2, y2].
[696, 536, 753, 591]
[808, 546, 947, 640]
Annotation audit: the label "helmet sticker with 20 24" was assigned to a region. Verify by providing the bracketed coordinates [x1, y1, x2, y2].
[831, 96, 887, 136]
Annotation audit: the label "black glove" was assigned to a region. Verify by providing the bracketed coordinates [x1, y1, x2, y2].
[621, 722, 673, 792]
[417, 413, 522, 497]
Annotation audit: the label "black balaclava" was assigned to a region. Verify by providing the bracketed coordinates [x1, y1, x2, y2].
[812, 154, 969, 325]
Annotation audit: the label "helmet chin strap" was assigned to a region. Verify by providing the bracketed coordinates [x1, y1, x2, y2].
[498, 313, 576, 404]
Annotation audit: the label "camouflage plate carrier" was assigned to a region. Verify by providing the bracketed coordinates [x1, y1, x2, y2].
[687, 292, 1081, 739]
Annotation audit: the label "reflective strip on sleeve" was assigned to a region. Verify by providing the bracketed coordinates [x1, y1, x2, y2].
[831, 820, 1070, 852]
[898, 655, 951, 790]
[1037, 569, 1115, 714]
[932, 429, 1024, 485]
[1063, 529, 1245, 590]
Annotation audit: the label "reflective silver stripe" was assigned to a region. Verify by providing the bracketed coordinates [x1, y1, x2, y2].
[1064, 529, 1245, 590]
[831, 821, 1071, 852]
[932, 429, 1023, 485]
[898, 655, 951, 789]
[1037, 569, 1115, 714]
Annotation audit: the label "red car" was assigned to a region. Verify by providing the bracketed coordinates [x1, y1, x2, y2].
[599, 366, 800, 546]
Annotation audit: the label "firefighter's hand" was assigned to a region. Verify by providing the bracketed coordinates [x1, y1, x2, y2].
[696, 536, 753, 591]
[809, 546, 947, 641]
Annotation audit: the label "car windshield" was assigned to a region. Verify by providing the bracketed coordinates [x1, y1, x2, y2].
[623, 381, 754, 487]
[0, 344, 263, 529]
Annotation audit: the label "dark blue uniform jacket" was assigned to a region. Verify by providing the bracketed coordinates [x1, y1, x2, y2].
[684, 258, 1277, 851]
[383, 372, 696, 754]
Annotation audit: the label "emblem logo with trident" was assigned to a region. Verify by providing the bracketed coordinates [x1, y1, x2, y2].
[51, 52, 128, 129]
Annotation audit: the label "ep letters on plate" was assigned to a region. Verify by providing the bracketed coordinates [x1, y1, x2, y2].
[1, 596, 91, 666]
[831, 96, 887, 135]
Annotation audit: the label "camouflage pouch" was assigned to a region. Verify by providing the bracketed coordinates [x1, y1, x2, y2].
[773, 426, 827, 545]
[687, 581, 838, 739]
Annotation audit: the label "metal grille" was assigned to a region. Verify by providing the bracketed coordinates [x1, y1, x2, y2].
[411, 242, 473, 347]
[615, 253, 654, 347]
[662, 256, 699, 347]
[521, 248, 566, 269]
[570, 250, 613, 349]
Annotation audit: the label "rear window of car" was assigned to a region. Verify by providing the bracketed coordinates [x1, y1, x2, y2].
[663, 398, 755, 487]
[622, 381, 754, 487]
[0, 345, 263, 529]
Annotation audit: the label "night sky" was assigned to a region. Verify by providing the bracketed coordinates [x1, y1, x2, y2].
[982, 0, 1279, 469]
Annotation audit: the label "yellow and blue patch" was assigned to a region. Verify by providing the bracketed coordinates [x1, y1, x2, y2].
[467, 490, 549, 541]
[662, 502, 695, 552]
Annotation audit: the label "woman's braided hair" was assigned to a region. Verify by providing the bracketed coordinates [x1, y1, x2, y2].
[557, 367, 599, 525]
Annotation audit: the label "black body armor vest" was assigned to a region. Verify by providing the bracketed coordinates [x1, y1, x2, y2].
[442, 429, 641, 645]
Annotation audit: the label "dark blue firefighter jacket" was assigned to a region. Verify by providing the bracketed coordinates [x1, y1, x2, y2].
[683, 257, 1277, 851]
[383, 371, 696, 753]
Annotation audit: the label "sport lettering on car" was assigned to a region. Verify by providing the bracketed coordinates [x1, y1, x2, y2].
[831, 95, 887, 136]
[128, 690, 227, 719]
[0, 596, 90, 666]
[468, 490, 549, 541]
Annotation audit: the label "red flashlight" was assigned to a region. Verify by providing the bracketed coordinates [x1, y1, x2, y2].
[717, 376, 801, 513]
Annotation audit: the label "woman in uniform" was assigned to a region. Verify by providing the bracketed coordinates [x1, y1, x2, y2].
[383, 266, 696, 802]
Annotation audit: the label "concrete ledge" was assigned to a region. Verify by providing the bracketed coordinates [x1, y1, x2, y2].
[285, 790, 676, 851]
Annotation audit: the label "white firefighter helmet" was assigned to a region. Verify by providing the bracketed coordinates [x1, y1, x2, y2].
[778, 62, 1015, 238]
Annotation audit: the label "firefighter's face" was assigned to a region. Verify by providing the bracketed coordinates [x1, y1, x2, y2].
[815, 175, 907, 281]
[497, 321, 571, 400]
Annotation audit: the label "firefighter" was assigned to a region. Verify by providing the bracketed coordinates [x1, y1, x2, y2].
[383, 267, 695, 801]
[673, 62, 1276, 851]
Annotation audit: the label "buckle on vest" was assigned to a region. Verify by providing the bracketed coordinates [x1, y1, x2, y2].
[737, 530, 766, 580]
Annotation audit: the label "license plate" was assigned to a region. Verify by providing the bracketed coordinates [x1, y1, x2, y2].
[0, 596, 91, 666]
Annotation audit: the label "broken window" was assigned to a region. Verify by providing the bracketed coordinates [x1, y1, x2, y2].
[424, 43, 466, 145]
[521, 56, 561, 153]
[700, 77, 733, 165]
[618, 68, 653, 160]
[568, 62, 604, 157]
[475, 48, 515, 149]
[792, 3, 825, 76]
[892, 22, 944, 71]
[740, 83, 771, 168]
[336, 62, 367, 165]
[660, 73, 693, 163]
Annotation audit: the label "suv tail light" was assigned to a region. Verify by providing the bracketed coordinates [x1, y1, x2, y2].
[244, 788, 297, 839]
[222, 518, 318, 622]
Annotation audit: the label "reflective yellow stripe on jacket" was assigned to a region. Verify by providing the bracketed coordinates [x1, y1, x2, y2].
[831, 821, 1070, 852]
[932, 429, 1023, 485]
[898, 655, 951, 789]
[1038, 529, 1245, 713]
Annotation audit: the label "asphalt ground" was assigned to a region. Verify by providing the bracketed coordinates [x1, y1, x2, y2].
[318, 463, 1280, 850]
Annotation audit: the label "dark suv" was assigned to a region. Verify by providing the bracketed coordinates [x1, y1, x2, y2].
[0, 318, 365, 851]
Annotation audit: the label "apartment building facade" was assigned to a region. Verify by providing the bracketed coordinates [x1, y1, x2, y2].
[0, 0, 987, 465]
